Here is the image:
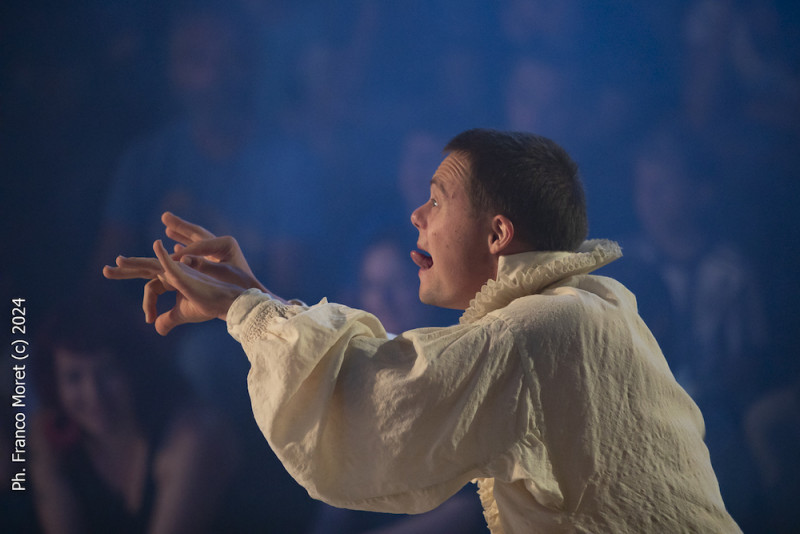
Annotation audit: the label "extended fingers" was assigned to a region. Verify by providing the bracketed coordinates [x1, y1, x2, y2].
[172, 236, 238, 263]
[162, 211, 216, 245]
[103, 256, 164, 280]
[153, 239, 186, 286]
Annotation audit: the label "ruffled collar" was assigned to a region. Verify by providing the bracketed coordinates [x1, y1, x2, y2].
[460, 239, 622, 325]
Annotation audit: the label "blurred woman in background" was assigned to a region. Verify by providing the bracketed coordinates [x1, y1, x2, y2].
[31, 295, 239, 534]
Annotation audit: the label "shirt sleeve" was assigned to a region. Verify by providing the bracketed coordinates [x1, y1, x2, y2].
[227, 289, 532, 514]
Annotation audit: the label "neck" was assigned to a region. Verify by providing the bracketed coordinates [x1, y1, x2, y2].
[498, 239, 536, 257]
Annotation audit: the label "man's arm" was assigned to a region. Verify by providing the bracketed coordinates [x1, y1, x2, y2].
[103, 214, 534, 514]
[227, 293, 531, 514]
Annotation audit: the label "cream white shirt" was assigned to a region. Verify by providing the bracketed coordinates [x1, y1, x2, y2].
[227, 240, 740, 533]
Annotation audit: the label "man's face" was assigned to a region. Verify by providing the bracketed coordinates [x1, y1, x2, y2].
[410, 152, 497, 310]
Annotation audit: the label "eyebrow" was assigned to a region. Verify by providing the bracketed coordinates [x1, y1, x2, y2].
[430, 176, 448, 196]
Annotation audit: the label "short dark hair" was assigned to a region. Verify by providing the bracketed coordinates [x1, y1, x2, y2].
[445, 128, 588, 251]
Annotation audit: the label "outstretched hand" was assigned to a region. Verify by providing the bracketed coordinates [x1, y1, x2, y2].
[162, 212, 265, 290]
[143, 239, 245, 335]
[103, 212, 267, 290]
[102, 212, 287, 334]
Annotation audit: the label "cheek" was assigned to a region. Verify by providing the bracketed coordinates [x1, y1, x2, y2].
[431, 235, 458, 266]
[431, 225, 458, 256]
[101, 376, 133, 408]
[58, 383, 85, 417]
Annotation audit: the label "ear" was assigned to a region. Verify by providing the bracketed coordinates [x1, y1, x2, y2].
[488, 214, 515, 255]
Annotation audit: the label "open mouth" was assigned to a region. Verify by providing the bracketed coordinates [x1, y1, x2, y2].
[410, 249, 433, 270]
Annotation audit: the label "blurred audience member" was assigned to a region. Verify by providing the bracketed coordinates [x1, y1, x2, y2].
[497, 0, 583, 59]
[93, 3, 326, 424]
[744, 378, 800, 533]
[272, 0, 380, 161]
[30, 296, 238, 533]
[91, 7, 330, 529]
[503, 57, 577, 146]
[95, 3, 324, 299]
[682, 0, 800, 133]
[357, 235, 433, 335]
[357, 233, 459, 333]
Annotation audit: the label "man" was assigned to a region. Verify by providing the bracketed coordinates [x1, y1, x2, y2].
[105, 129, 740, 533]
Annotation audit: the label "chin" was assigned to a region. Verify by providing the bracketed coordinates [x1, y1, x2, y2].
[420, 293, 463, 310]
[418, 289, 440, 308]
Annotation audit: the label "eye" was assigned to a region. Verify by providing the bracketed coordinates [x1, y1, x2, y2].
[430, 198, 439, 207]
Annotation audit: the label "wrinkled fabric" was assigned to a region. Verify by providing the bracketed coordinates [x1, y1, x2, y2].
[227, 240, 740, 533]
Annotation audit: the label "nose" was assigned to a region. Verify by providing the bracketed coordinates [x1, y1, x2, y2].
[83, 374, 103, 406]
[410, 202, 426, 230]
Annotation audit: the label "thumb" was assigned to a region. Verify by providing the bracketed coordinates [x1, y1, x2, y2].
[154, 308, 181, 336]
[154, 240, 188, 290]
